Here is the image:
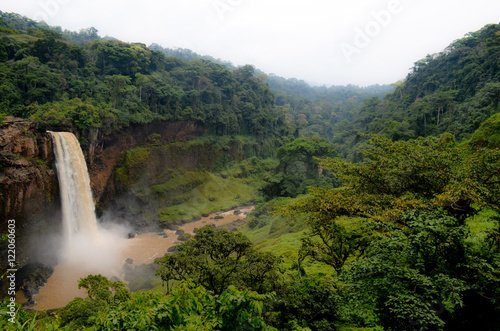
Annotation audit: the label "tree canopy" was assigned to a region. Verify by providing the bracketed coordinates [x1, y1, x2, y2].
[0, 15, 284, 140]
[155, 226, 281, 295]
[287, 134, 500, 225]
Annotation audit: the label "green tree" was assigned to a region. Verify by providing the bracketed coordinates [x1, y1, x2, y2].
[59, 297, 108, 329]
[342, 210, 500, 330]
[267, 275, 340, 331]
[155, 226, 280, 295]
[298, 217, 370, 274]
[277, 136, 337, 180]
[78, 274, 130, 303]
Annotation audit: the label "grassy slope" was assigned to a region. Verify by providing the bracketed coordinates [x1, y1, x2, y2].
[238, 196, 334, 276]
[156, 171, 258, 221]
[114, 135, 278, 223]
[466, 208, 498, 250]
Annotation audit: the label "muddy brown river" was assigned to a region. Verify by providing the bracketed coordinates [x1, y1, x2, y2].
[16, 206, 253, 310]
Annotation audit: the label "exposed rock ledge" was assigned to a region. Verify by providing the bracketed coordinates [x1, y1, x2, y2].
[87, 121, 205, 213]
[0, 117, 58, 231]
[0, 118, 204, 229]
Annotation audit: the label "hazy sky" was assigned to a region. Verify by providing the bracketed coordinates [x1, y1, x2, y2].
[1, 0, 499, 86]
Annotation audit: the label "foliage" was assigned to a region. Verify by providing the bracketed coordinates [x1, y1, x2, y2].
[274, 132, 500, 329]
[59, 297, 108, 329]
[57, 276, 276, 330]
[342, 210, 500, 330]
[150, 43, 237, 69]
[286, 134, 500, 225]
[155, 226, 281, 295]
[0, 299, 34, 330]
[78, 274, 130, 303]
[266, 274, 340, 331]
[470, 112, 500, 148]
[90, 281, 276, 330]
[261, 137, 338, 199]
[278, 136, 336, 179]
[29, 97, 117, 132]
[0, 17, 284, 140]
[298, 215, 372, 274]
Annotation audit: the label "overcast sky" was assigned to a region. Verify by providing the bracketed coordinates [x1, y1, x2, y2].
[1, 0, 499, 86]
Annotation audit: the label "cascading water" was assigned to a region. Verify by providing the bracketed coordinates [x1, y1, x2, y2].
[29, 131, 121, 309]
[26, 131, 255, 309]
[48, 131, 98, 243]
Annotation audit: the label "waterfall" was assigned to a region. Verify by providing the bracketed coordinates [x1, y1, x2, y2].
[49, 131, 98, 243]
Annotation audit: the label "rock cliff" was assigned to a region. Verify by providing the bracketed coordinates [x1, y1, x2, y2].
[0, 117, 204, 301]
[86, 121, 205, 214]
[0, 118, 205, 231]
[0, 117, 58, 233]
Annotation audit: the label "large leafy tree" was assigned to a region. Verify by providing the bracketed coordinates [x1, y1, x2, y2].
[77, 274, 130, 303]
[277, 136, 337, 180]
[262, 137, 337, 199]
[290, 134, 500, 225]
[58, 274, 131, 329]
[155, 226, 280, 295]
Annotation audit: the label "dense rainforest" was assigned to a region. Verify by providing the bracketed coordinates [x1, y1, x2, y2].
[1, 11, 500, 331]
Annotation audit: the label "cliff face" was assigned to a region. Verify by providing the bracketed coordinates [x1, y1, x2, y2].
[0, 118, 205, 230]
[0, 117, 58, 233]
[0, 118, 205, 301]
[0, 118, 204, 267]
[86, 121, 205, 214]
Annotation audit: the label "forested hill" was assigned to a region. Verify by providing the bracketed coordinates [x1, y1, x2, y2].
[387, 23, 500, 138]
[1, 11, 499, 155]
[0, 11, 284, 140]
[376, 24, 499, 138]
[0, 11, 397, 152]
[322, 23, 500, 160]
[150, 43, 394, 108]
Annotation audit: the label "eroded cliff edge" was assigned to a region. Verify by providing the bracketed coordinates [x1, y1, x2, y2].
[0, 118, 205, 233]
[0, 117, 58, 233]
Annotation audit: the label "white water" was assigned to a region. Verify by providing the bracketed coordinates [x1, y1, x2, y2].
[49, 131, 98, 243]
[48, 132, 124, 273]
[25, 135, 255, 309]
[24, 131, 252, 309]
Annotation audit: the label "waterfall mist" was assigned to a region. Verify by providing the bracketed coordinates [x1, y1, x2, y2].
[49, 131, 128, 277]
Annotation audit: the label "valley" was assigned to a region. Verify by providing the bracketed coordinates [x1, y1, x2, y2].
[0, 11, 499, 330]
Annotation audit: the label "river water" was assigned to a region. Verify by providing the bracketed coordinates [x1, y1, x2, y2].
[17, 206, 253, 310]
